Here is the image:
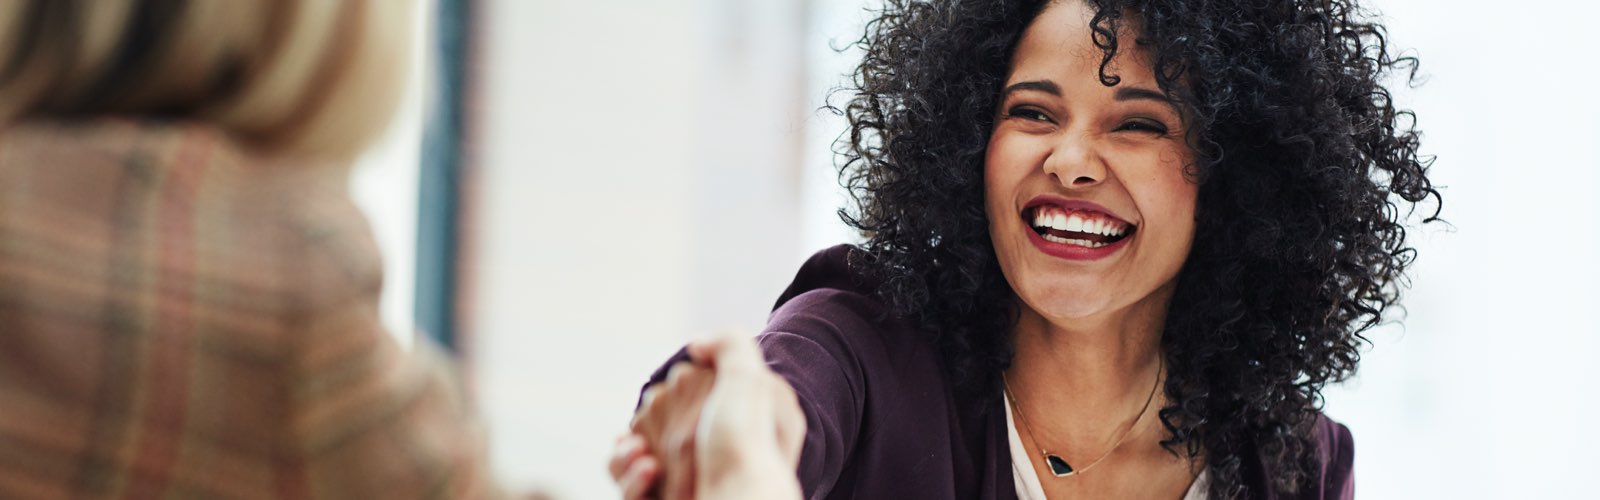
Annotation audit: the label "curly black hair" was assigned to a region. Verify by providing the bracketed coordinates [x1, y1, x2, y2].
[832, 0, 1439, 497]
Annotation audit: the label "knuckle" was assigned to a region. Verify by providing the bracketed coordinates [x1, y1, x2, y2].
[665, 362, 692, 384]
[674, 434, 696, 457]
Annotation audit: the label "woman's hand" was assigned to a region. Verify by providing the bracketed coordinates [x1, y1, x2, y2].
[609, 335, 806, 500]
[608, 432, 660, 500]
[615, 361, 715, 500]
[684, 336, 805, 499]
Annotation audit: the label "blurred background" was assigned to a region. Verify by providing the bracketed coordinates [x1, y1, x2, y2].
[355, 0, 1600, 498]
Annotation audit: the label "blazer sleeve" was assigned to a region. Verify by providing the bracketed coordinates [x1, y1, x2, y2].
[640, 289, 871, 500]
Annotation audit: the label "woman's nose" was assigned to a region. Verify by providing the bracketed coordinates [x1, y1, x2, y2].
[1042, 132, 1106, 188]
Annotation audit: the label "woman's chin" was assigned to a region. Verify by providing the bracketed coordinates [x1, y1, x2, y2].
[1017, 290, 1120, 323]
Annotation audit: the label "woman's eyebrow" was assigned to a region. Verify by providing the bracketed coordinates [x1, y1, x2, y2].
[1003, 81, 1180, 115]
[1005, 81, 1170, 104]
[1115, 86, 1182, 116]
[1002, 80, 1061, 97]
[1114, 86, 1172, 104]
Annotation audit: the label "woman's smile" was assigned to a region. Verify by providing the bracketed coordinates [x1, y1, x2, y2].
[1022, 197, 1137, 260]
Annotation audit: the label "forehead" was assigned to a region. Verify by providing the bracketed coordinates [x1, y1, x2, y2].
[1008, 0, 1158, 88]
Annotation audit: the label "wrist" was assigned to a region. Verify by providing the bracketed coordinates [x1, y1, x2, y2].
[698, 449, 800, 500]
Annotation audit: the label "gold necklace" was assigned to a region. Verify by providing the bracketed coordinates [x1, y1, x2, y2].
[1002, 357, 1163, 478]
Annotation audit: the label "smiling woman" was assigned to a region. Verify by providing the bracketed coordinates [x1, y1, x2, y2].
[616, 0, 1438, 498]
[983, 5, 1203, 496]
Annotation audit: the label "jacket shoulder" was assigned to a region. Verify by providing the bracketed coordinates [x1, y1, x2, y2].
[1311, 414, 1355, 500]
[767, 245, 934, 367]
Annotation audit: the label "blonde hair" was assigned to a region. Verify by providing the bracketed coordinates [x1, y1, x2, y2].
[0, 0, 411, 159]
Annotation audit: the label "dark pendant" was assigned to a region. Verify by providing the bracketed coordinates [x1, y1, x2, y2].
[1045, 454, 1074, 476]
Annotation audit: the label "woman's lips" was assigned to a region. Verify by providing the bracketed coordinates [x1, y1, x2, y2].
[1021, 197, 1136, 260]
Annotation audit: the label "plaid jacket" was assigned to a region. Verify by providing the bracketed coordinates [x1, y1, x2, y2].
[0, 120, 501, 499]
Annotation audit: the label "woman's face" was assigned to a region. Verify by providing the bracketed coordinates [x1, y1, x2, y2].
[986, 0, 1198, 326]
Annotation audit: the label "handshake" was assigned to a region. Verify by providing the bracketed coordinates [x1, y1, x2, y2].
[609, 336, 808, 500]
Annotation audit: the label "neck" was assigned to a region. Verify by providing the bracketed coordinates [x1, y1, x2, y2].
[1004, 281, 1175, 447]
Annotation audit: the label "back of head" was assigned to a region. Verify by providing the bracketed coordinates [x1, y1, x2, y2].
[0, 0, 410, 160]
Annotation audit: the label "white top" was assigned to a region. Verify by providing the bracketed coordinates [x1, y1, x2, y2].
[1005, 391, 1209, 500]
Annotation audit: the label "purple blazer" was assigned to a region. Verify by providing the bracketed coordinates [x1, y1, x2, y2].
[643, 245, 1354, 499]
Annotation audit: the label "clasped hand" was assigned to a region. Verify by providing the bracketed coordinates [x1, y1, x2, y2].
[609, 336, 806, 500]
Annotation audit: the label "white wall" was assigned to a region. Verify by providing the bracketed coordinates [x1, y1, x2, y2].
[469, 1, 812, 497]
[1317, 0, 1600, 498]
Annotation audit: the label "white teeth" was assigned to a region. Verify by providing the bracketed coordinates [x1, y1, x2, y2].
[1030, 208, 1131, 238]
[1042, 232, 1109, 248]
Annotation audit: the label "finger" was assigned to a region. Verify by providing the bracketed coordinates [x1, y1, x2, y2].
[665, 360, 691, 381]
[620, 455, 661, 500]
[758, 374, 807, 466]
[669, 429, 701, 500]
[665, 361, 694, 386]
[665, 376, 713, 500]
[777, 398, 808, 465]
[632, 385, 662, 429]
[684, 336, 729, 366]
[608, 434, 648, 481]
[677, 364, 716, 390]
[685, 329, 747, 366]
[687, 334, 766, 373]
[641, 385, 661, 409]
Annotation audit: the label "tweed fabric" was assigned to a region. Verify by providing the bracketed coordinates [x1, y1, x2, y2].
[0, 119, 500, 499]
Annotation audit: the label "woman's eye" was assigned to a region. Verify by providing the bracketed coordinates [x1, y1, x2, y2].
[1006, 106, 1052, 123]
[1117, 119, 1169, 135]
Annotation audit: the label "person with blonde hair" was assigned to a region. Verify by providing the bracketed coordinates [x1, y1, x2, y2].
[0, 2, 501, 498]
